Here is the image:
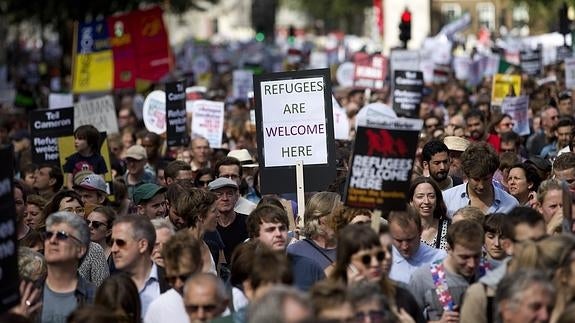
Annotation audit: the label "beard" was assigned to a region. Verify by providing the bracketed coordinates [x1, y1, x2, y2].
[431, 171, 448, 182]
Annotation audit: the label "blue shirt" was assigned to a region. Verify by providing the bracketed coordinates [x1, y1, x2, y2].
[140, 262, 161, 317]
[442, 183, 519, 218]
[389, 244, 446, 284]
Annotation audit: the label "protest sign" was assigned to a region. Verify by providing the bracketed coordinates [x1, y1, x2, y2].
[453, 56, 472, 81]
[565, 57, 575, 89]
[501, 96, 530, 136]
[345, 118, 422, 210]
[520, 48, 542, 76]
[433, 64, 451, 84]
[356, 103, 398, 128]
[439, 12, 471, 40]
[332, 96, 350, 140]
[254, 68, 336, 194]
[143, 90, 166, 134]
[74, 95, 119, 134]
[336, 62, 355, 87]
[393, 70, 423, 118]
[557, 45, 572, 62]
[389, 49, 420, 75]
[0, 145, 19, 312]
[233, 70, 254, 101]
[353, 55, 388, 90]
[491, 74, 521, 106]
[166, 81, 187, 148]
[29, 107, 74, 165]
[49, 93, 73, 109]
[191, 100, 225, 149]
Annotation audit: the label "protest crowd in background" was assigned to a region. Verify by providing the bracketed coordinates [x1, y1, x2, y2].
[5, 6, 575, 323]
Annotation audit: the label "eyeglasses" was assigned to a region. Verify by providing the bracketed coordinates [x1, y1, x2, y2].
[44, 230, 82, 244]
[62, 207, 85, 215]
[166, 272, 193, 286]
[110, 238, 127, 248]
[87, 220, 107, 230]
[357, 251, 386, 266]
[219, 174, 240, 180]
[185, 304, 218, 314]
[354, 310, 385, 322]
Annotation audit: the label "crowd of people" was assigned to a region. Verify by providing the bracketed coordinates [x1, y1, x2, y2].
[3, 35, 575, 323]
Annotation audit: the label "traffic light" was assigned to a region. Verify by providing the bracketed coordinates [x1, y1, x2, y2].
[399, 9, 412, 46]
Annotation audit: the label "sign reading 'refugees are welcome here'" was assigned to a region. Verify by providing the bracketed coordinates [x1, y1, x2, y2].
[261, 78, 328, 167]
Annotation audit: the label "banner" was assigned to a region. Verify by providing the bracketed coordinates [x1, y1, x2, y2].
[74, 95, 118, 134]
[29, 107, 75, 165]
[254, 69, 336, 194]
[191, 100, 225, 149]
[389, 49, 420, 75]
[345, 118, 422, 210]
[0, 145, 19, 312]
[565, 57, 575, 89]
[393, 70, 423, 118]
[353, 55, 388, 90]
[72, 7, 171, 93]
[143, 90, 166, 135]
[49, 93, 73, 109]
[165, 80, 187, 148]
[72, 21, 114, 93]
[520, 48, 542, 76]
[232, 70, 254, 101]
[501, 96, 530, 136]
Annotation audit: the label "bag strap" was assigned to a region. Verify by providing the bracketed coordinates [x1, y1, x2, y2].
[302, 239, 334, 264]
[430, 260, 455, 312]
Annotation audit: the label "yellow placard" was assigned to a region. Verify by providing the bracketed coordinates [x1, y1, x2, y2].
[72, 51, 114, 93]
[491, 74, 521, 105]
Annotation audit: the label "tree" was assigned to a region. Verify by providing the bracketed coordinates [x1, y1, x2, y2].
[283, 0, 372, 35]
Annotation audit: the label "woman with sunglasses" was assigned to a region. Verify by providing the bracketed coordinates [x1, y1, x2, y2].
[194, 168, 215, 190]
[86, 206, 116, 273]
[330, 224, 424, 323]
[44, 190, 110, 286]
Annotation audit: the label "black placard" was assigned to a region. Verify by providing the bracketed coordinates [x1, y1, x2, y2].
[520, 48, 542, 76]
[393, 70, 423, 118]
[165, 80, 188, 148]
[29, 107, 74, 165]
[344, 123, 420, 211]
[0, 145, 20, 312]
[253, 69, 336, 194]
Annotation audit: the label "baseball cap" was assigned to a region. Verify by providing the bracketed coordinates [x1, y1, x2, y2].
[227, 149, 258, 168]
[133, 183, 166, 205]
[444, 136, 470, 152]
[74, 174, 108, 194]
[125, 145, 147, 160]
[208, 177, 238, 191]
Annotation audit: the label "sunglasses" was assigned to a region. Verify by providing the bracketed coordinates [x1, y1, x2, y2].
[166, 272, 193, 286]
[44, 230, 82, 244]
[358, 251, 386, 266]
[87, 220, 107, 230]
[110, 238, 127, 248]
[185, 304, 218, 313]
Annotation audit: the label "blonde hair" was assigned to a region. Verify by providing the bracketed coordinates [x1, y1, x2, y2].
[537, 179, 563, 204]
[452, 206, 485, 224]
[302, 192, 341, 238]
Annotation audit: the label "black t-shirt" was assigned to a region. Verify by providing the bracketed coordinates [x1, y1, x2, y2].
[63, 152, 108, 176]
[395, 283, 426, 323]
[217, 213, 248, 264]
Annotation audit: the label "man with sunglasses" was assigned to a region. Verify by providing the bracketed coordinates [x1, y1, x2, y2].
[183, 273, 229, 323]
[111, 215, 170, 317]
[40, 211, 94, 323]
[145, 231, 204, 323]
[409, 220, 484, 322]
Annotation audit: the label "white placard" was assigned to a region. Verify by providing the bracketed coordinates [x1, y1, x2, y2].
[49, 93, 73, 109]
[566, 57, 575, 89]
[439, 13, 471, 40]
[143, 90, 166, 135]
[309, 51, 329, 69]
[260, 77, 328, 167]
[390, 50, 421, 75]
[336, 62, 355, 87]
[501, 96, 530, 136]
[332, 95, 350, 140]
[232, 70, 254, 100]
[453, 56, 472, 80]
[74, 95, 118, 134]
[191, 100, 225, 149]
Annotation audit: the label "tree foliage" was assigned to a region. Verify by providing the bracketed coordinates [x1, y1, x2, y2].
[283, 0, 372, 33]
